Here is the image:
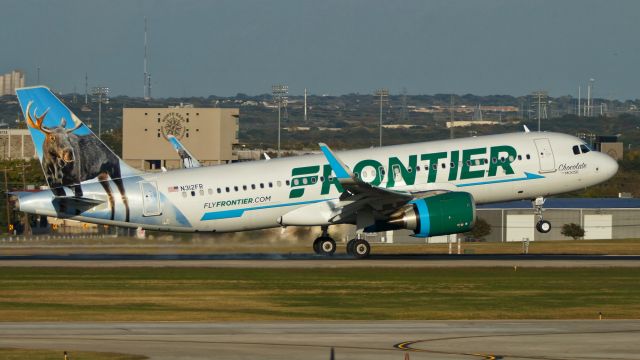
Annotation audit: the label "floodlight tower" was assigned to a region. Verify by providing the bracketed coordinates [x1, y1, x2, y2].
[143, 17, 151, 100]
[272, 84, 288, 157]
[374, 88, 389, 147]
[91, 86, 109, 138]
[587, 78, 595, 117]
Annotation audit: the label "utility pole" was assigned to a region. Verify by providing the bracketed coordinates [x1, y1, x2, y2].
[578, 86, 581, 117]
[303, 88, 308, 121]
[1, 168, 10, 232]
[14, 163, 30, 189]
[374, 88, 389, 147]
[449, 94, 455, 139]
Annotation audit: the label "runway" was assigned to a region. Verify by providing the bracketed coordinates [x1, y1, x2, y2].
[1, 253, 640, 268]
[1, 321, 639, 359]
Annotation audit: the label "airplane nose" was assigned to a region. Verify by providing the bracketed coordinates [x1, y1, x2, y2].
[597, 153, 619, 180]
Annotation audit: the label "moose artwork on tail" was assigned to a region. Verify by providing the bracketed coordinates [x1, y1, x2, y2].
[25, 101, 130, 222]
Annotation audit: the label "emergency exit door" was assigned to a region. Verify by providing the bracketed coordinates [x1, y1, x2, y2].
[534, 138, 556, 173]
[140, 181, 162, 216]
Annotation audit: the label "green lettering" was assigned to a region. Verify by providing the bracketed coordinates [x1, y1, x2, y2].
[488, 145, 517, 177]
[387, 155, 417, 188]
[353, 159, 384, 186]
[448, 150, 459, 181]
[460, 147, 487, 180]
[289, 165, 320, 198]
[321, 164, 344, 195]
[420, 152, 447, 183]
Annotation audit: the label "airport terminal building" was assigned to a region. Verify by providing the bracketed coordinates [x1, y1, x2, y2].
[123, 105, 239, 170]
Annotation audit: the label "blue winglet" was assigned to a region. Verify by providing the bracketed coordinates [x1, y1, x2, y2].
[319, 143, 351, 179]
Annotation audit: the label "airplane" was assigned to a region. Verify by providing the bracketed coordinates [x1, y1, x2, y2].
[12, 86, 618, 258]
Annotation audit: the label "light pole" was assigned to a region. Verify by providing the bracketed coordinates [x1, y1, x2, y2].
[91, 87, 109, 138]
[272, 84, 288, 157]
[374, 88, 388, 147]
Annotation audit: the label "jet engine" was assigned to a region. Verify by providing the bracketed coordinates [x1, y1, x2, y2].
[388, 191, 476, 238]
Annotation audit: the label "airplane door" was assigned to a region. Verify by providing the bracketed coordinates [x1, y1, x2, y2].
[534, 138, 556, 173]
[140, 181, 162, 216]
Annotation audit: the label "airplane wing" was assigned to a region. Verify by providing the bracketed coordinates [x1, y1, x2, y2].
[304, 143, 430, 226]
[318, 143, 413, 206]
[166, 135, 201, 168]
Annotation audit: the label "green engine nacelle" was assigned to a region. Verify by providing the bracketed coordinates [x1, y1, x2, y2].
[389, 191, 476, 238]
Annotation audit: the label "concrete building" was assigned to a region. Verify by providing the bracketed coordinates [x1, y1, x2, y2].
[122, 105, 239, 170]
[0, 70, 25, 96]
[0, 129, 37, 160]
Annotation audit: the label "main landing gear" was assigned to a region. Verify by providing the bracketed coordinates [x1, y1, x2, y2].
[313, 226, 336, 256]
[346, 237, 371, 259]
[313, 226, 371, 259]
[533, 196, 552, 233]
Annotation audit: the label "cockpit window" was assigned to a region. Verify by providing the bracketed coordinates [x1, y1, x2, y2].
[580, 144, 591, 154]
[572, 145, 580, 155]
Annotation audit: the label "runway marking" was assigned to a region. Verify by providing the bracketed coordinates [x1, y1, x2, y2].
[394, 329, 640, 360]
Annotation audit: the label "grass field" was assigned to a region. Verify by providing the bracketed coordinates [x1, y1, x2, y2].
[0, 267, 639, 321]
[0, 348, 147, 360]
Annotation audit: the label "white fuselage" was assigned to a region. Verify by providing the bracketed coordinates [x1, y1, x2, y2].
[18, 132, 618, 233]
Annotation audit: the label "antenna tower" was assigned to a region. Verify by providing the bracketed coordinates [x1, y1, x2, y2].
[144, 17, 151, 100]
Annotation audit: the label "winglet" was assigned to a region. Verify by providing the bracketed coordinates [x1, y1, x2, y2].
[166, 134, 201, 168]
[318, 143, 354, 180]
[523, 125, 531, 133]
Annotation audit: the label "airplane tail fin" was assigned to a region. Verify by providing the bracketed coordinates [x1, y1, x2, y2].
[15, 86, 141, 191]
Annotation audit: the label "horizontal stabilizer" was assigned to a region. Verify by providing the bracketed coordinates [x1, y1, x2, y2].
[52, 196, 105, 211]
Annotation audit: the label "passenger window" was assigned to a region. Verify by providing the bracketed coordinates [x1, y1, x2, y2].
[432, 164, 437, 171]
[260, 183, 264, 189]
[293, 179, 299, 186]
[182, 192, 187, 198]
[526, 154, 531, 160]
[191, 191, 196, 197]
[416, 166, 421, 171]
[234, 186, 239, 192]
[285, 180, 290, 186]
[492, 158, 497, 164]
[199, 190, 204, 196]
[311, 177, 317, 184]
[450, 162, 455, 168]
[441, 163, 446, 169]
[466, 160, 471, 166]
[517, 155, 522, 161]
[277, 181, 282, 187]
[580, 144, 590, 153]
[226, 187, 230, 192]
[208, 188, 213, 195]
[573, 145, 580, 155]
[242, 185, 247, 191]
[269, 182, 273, 188]
[320, 176, 325, 182]
[217, 188, 221, 194]
[251, 184, 256, 190]
[500, 157, 506, 163]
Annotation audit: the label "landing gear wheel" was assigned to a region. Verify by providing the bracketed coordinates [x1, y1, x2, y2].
[352, 239, 371, 259]
[536, 220, 551, 233]
[313, 237, 323, 254]
[314, 236, 336, 256]
[320, 237, 336, 255]
[346, 239, 356, 255]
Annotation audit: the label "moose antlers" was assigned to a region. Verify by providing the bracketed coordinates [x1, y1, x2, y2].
[25, 101, 51, 134]
[25, 101, 83, 134]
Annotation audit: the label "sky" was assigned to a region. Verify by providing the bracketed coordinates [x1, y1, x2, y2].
[1, 0, 639, 99]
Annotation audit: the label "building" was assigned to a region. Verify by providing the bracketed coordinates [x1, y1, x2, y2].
[122, 105, 239, 170]
[0, 70, 26, 96]
[0, 129, 37, 160]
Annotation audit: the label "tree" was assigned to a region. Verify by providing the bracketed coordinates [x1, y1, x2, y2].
[561, 223, 585, 240]
[466, 217, 491, 240]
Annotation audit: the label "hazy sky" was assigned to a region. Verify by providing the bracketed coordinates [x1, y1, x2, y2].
[1, 0, 639, 98]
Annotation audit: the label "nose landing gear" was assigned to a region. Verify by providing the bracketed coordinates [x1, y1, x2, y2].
[533, 197, 552, 233]
[313, 226, 336, 256]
